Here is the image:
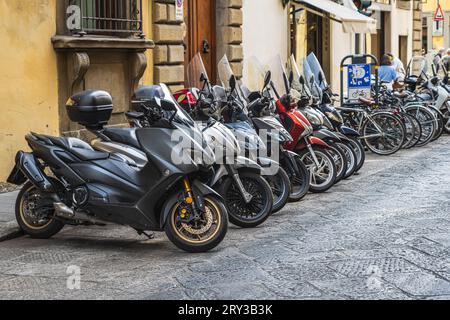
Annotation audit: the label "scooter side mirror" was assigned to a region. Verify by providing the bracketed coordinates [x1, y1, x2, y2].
[289, 71, 294, 86]
[229, 75, 237, 92]
[318, 72, 324, 84]
[200, 73, 207, 82]
[299, 75, 305, 85]
[263, 71, 271, 89]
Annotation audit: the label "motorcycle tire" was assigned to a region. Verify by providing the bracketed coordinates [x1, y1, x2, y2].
[264, 167, 291, 214]
[165, 195, 228, 253]
[220, 171, 273, 228]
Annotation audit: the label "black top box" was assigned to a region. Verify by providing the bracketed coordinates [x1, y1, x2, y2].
[66, 90, 113, 130]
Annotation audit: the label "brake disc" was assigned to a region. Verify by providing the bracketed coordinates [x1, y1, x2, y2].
[181, 206, 214, 235]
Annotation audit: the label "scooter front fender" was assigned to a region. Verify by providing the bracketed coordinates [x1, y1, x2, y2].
[340, 126, 360, 137]
[235, 156, 262, 174]
[333, 132, 351, 143]
[257, 157, 280, 176]
[308, 136, 330, 148]
[313, 129, 341, 143]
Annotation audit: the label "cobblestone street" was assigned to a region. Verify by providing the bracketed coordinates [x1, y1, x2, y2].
[1, 137, 450, 300]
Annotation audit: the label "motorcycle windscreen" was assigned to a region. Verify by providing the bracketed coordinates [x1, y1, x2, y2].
[288, 54, 302, 92]
[302, 58, 323, 103]
[217, 55, 234, 90]
[187, 53, 209, 90]
[406, 56, 429, 78]
[266, 55, 290, 98]
[242, 56, 267, 94]
[217, 54, 247, 104]
[159, 84, 196, 128]
[306, 52, 329, 90]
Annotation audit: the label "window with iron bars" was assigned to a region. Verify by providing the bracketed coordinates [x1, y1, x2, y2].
[69, 0, 143, 37]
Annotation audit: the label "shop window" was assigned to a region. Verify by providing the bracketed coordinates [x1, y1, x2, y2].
[68, 0, 143, 37]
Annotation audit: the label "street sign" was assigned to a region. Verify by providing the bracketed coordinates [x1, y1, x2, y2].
[176, 0, 184, 21]
[347, 64, 371, 102]
[434, 4, 444, 21]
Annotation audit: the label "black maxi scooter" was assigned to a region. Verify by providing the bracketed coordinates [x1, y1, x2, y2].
[7, 89, 228, 253]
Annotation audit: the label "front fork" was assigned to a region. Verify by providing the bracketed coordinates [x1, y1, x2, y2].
[182, 177, 205, 219]
[226, 165, 253, 204]
[305, 140, 321, 169]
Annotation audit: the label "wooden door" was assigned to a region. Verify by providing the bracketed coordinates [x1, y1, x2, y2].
[184, 0, 216, 84]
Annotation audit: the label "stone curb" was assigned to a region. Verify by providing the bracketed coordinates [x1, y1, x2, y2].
[0, 221, 23, 242]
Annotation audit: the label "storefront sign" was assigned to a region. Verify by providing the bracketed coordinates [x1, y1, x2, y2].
[347, 64, 371, 102]
[176, 0, 184, 21]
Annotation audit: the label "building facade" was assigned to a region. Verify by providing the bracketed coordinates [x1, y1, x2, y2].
[0, 0, 421, 181]
[422, 0, 450, 52]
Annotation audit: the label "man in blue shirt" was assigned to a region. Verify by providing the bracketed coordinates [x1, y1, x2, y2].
[378, 54, 398, 83]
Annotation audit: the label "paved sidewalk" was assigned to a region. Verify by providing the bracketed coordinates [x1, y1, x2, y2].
[0, 137, 450, 299]
[0, 191, 20, 241]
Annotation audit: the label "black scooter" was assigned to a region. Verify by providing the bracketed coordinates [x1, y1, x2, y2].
[7, 88, 228, 253]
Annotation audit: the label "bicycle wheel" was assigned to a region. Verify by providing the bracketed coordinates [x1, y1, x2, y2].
[404, 105, 436, 147]
[361, 112, 406, 155]
[398, 112, 421, 149]
[402, 113, 422, 149]
[429, 107, 444, 142]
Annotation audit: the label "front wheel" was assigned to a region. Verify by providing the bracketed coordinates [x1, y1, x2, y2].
[220, 172, 273, 228]
[283, 154, 310, 202]
[347, 137, 365, 173]
[443, 110, 450, 134]
[298, 147, 337, 193]
[335, 141, 357, 179]
[264, 167, 291, 214]
[15, 182, 65, 239]
[165, 196, 228, 253]
[327, 142, 348, 184]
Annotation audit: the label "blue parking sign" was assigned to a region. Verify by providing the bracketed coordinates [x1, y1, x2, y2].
[348, 64, 371, 101]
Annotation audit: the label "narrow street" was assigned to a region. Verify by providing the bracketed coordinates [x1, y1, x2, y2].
[0, 137, 449, 300]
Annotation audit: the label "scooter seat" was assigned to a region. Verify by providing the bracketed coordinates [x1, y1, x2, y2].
[41, 135, 109, 161]
[102, 128, 141, 150]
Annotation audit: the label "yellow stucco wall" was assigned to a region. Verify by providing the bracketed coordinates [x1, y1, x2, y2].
[0, 0, 59, 181]
[423, 0, 450, 50]
[0, 1, 155, 182]
[423, 0, 450, 12]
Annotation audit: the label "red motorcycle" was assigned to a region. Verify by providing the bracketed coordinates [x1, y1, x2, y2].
[268, 56, 337, 193]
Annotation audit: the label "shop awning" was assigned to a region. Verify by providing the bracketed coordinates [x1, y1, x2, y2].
[294, 0, 377, 34]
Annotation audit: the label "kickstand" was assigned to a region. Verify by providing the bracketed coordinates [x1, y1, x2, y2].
[137, 230, 155, 240]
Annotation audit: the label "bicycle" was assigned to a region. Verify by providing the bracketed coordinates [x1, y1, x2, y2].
[338, 100, 406, 156]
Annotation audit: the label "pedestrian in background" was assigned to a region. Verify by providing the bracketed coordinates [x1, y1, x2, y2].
[433, 48, 446, 73]
[378, 54, 398, 85]
[387, 53, 405, 81]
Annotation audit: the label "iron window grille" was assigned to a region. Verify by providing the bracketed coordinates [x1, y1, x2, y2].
[69, 0, 143, 37]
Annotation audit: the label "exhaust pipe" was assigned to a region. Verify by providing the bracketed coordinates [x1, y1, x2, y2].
[54, 203, 107, 226]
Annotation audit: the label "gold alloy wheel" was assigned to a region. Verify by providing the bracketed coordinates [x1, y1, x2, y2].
[19, 185, 53, 230]
[171, 198, 222, 245]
